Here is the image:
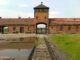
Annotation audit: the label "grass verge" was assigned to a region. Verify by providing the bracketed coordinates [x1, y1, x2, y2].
[49, 34, 80, 60]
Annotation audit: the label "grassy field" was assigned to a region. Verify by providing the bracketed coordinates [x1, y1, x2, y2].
[49, 34, 80, 60]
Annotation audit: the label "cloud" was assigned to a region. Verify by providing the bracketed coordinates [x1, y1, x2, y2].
[0, 8, 61, 18]
[0, 8, 34, 18]
[49, 11, 61, 18]
[75, 5, 80, 18]
[0, 0, 8, 6]
[75, 9, 80, 17]
[18, 4, 29, 8]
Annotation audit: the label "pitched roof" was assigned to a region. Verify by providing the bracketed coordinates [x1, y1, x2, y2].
[0, 18, 80, 26]
[0, 18, 35, 25]
[49, 18, 80, 25]
[34, 2, 49, 9]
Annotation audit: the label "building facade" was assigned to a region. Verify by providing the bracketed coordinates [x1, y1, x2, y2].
[0, 2, 80, 34]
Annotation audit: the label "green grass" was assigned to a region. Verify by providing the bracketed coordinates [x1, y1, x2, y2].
[49, 34, 80, 60]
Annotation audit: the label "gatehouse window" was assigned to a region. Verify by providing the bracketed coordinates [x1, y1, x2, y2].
[44, 16, 47, 19]
[36, 16, 38, 19]
[35, 9, 39, 12]
[42, 9, 48, 12]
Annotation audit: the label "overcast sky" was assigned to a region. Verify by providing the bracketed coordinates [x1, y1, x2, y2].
[0, 0, 80, 18]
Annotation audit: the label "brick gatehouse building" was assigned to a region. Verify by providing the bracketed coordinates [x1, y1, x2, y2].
[0, 2, 80, 34]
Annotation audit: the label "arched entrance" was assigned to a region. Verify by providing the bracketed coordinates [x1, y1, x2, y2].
[36, 23, 47, 34]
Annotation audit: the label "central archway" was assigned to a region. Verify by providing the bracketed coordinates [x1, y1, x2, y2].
[36, 23, 47, 34]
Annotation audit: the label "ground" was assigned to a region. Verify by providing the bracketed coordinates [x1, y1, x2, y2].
[0, 34, 36, 49]
[49, 34, 80, 60]
[0, 34, 80, 60]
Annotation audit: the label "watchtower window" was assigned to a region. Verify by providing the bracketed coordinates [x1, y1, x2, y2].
[36, 16, 38, 19]
[44, 16, 47, 19]
[42, 9, 47, 12]
[35, 9, 40, 12]
[41, 9, 48, 12]
[35, 9, 48, 12]
[42, 9, 45, 12]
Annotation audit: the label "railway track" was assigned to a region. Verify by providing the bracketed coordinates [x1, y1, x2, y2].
[28, 35, 70, 60]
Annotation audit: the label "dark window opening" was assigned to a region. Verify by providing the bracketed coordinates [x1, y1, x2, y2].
[42, 9, 48, 12]
[28, 26, 29, 31]
[60, 25, 63, 31]
[35, 9, 48, 12]
[44, 16, 47, 19]
[76, 26, 79, 31]
[36, 16, 38, 19]
[20, 27, 24, 33]
[0, 28, 2, 32]
[13, 27, 18, 33]
[68, 26, 71, 31]
[13, 27, 16, 31]
[51, 26, 53, 29]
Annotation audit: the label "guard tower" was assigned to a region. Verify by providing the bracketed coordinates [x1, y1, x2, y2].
[34, 2, 49, 34]
[34, 2, 49, 23]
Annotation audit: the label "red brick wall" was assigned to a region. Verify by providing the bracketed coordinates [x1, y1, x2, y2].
[49, 25, 80, 34]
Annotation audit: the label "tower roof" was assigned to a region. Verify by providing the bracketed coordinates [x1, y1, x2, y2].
[34, 2, 49, 9]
